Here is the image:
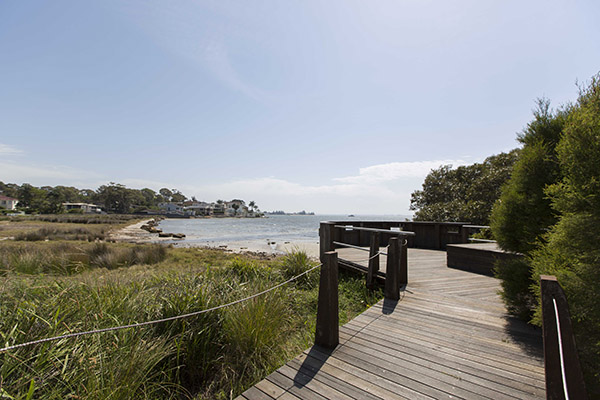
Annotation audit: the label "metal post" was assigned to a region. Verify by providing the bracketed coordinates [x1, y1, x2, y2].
[315, 251, 339, 348]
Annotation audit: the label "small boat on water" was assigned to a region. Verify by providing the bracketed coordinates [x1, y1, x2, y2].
[348, 214, 355, 217]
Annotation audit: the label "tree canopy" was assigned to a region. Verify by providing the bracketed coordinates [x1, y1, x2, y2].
[409, 150, 519, 225]
[0, 182, 190, 214]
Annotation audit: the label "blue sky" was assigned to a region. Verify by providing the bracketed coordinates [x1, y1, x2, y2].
[1, 0, 599, 214]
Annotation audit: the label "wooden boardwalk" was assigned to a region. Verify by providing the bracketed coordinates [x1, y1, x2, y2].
[238, 249, 545, 399]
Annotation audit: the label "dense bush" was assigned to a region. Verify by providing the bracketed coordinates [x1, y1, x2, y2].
[529, 76, 600, 395]
[490, 100, 566, 320]
[490, 99, 566, 254]
[491, 74, 600, 395]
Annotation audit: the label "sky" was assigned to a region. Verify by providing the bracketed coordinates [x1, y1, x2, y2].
[1, 0, 599, 215]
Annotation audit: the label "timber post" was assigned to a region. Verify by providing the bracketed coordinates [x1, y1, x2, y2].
[540, 275, 588, 400]
[319, 222, 335, 264]
[385, 237, 400, 300]
[366, 232, 380, 289]
[399, 238, 408, 285]
[315, 251, 339, 348]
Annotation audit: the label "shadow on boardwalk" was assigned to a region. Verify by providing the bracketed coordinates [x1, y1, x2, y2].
[239, 248, 545, 400]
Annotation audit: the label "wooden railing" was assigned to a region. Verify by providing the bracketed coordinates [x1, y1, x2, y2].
[540, 275, 588, 400]
[320, 220, 484, 251]
[316, 222, 415, 348]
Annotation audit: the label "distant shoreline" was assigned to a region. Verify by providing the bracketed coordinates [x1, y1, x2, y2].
[110, 218, 320, 258]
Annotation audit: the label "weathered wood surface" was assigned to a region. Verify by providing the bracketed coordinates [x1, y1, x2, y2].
[238, 249, 545, 399]
[446, 242, 522, 276]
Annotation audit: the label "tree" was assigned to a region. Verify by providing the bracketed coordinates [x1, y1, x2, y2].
[528, 76, 600, 394]
[159, 188, 173, 202]
[170, 189, 186, 203]
[409, 150, 519, 225]
[490, 100, 566, 320]
[231, 203, 239, 215]
[96, 183, 135, 213]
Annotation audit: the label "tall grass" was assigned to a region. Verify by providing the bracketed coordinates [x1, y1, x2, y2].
[0, 242, 167, 275]
[14, 226, 107, 241]
[0, 248, 383, 399]
[2, 214, 145, 224]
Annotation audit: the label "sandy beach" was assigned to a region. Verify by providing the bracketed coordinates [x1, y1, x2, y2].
[111, 219, 321, 258]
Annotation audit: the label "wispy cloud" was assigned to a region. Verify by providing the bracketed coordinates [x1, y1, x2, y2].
[0, 162, 104, 186]
[334, 159, 472, 184]
[0, 143, 23, 156]
[122, 1, 266, 101]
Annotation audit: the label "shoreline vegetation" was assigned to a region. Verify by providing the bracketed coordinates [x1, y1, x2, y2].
[0, 214, 381, 399]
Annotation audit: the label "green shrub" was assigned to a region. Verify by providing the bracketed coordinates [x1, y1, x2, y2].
[529, 75, 600, 395]
[490, 99, 566, 321]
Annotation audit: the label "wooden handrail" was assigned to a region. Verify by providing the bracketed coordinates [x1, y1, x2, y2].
[334, 225, 415, 236]
[540, 275, 588, 400]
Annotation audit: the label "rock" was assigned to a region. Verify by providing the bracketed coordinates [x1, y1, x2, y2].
[158, 232, 173, 237]
[172, 233, 186, 239]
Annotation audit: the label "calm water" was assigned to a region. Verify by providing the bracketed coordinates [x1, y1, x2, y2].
[158, 214, 410, 244]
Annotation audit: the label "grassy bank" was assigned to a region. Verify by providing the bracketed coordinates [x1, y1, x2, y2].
[0, 214, 146, 240]
[0, 242, 382, 399]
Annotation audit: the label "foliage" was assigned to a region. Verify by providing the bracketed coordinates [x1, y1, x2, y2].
[0, 245, 382, 399]
[490, 99, 566, 254]
[528, 75, 600, 395]
[409, 150, 519, 225]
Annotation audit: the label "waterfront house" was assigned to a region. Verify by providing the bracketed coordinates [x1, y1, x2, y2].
[63, 202, 102, 213]
[0, 195, 18, 210]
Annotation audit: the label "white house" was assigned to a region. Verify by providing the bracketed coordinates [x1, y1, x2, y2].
[184, 201, 212, 216]
[0, 195, 18, 210]
[63, 202, 102, 213]
[159, 202, 184, 213]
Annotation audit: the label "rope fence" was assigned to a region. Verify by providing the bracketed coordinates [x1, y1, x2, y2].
[0, 263, 322, 353]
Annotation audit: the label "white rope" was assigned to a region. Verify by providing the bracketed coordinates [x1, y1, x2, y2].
[553, 298, 570, 400]
[0, 263, 322, 353]
[346, 249, 388, 264]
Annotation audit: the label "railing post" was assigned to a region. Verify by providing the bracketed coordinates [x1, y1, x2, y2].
[460, 224, 469, 243]
[385, 237, 400, 300]
[315, 251, 339, 348]
[540, 275, 588, 400]
[319, 222, 335, 264]
[366, 232, 380, 289]
[399, 238, 408, 285]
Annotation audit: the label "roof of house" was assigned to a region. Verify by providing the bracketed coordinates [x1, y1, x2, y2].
[0, 195, 18, 201]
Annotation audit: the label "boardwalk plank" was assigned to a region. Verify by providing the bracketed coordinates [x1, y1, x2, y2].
[240, 249, 545, 400]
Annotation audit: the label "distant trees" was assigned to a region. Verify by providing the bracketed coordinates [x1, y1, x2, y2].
[0, 182, 193, 215]
[409, 150, 519, 225]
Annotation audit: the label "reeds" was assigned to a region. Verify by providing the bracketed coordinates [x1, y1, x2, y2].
[0, 248, 382, 399]
[0, 242, 167, 275]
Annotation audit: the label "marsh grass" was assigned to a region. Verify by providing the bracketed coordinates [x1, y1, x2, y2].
[14, 226, 108, 241]
[1, 214, 144, 225]
[0, 242, 167, 275]
[0, 247, 383, 399]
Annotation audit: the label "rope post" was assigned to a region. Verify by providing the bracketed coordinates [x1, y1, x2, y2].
[399, 238, 408, 285]
[540, 275, 588, 400]
[319, 222, 335, 264]
[366, 232, 380, 289]
[385, 237, 400, 300]
[315, 251, 339, 349]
